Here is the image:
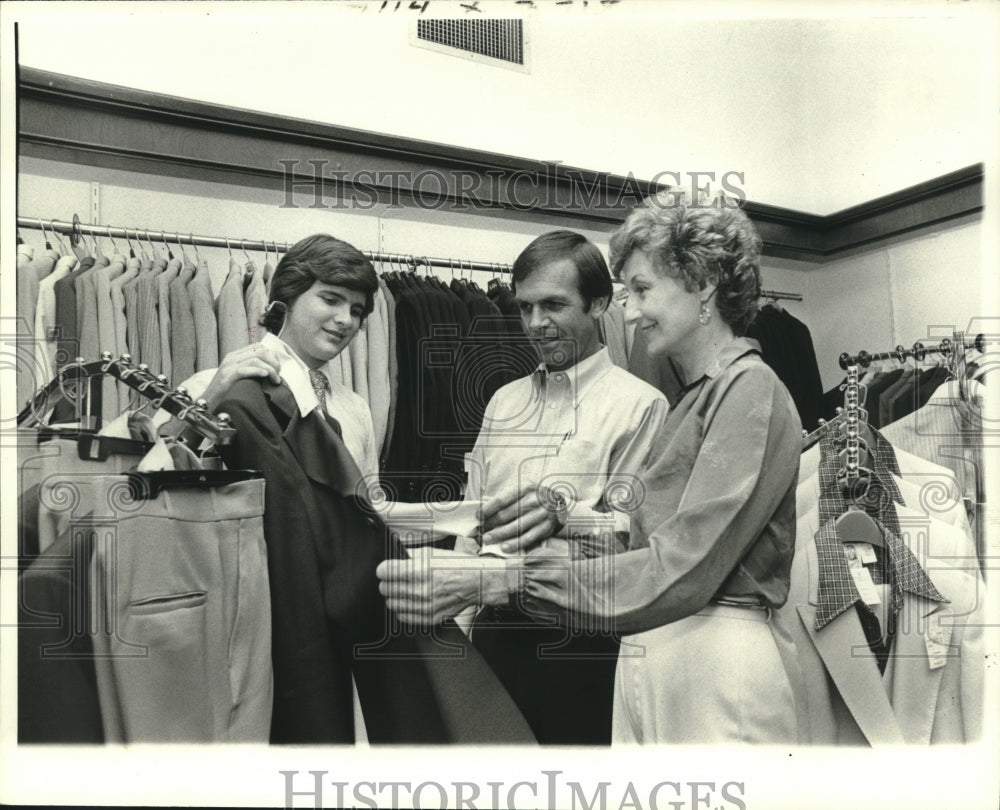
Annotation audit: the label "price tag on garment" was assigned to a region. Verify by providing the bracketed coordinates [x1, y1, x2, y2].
[850, 565, 882, 607]
[854, 542, 878, 566]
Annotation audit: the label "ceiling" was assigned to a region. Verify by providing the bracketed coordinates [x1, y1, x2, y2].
[6, 0, 997, 214]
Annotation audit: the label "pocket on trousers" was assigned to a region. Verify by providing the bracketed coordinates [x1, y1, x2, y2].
[128, 590, 208, 616]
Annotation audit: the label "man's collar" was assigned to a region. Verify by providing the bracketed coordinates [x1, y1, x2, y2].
[530, 346, 612, 401]
[813, 518, 948, 630]
[259, 332, 324, 417]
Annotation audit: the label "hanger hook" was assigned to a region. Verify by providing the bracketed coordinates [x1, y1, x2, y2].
[105, 225, 118, 254]
[160, 230, 174, 260]
[241, 239, 252, 265]
[225, 237, 233, 259]
[189, 233, 201, 261]
[49, 220, 68, 254]
[173, 231, 187, 262]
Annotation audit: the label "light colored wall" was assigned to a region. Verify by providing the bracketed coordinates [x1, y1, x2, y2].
[752, 215, 986, 395]
[11, 5, 993, 214]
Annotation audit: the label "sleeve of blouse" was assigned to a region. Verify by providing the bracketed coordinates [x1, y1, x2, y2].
[522, 364, 801, 635]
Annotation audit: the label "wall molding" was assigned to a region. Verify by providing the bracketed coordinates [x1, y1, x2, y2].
[17, 67, 983, 263]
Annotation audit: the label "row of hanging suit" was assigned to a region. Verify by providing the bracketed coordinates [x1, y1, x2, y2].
[16, 233, 639, 500]
[822, 354, 989, 428]
[15, 237, 274, 423]
[774, 410, 985, 744]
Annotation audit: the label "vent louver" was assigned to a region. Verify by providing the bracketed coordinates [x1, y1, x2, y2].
[416, 19, 524, 66]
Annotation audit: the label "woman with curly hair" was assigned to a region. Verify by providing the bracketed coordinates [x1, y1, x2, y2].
[518, 191, 804, 744]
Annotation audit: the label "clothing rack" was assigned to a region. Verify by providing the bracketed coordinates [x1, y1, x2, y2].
[759, 289, 803, 302]
[16, 216, 515, 275]
[17, 354, 236, 445]
[839, 338, 956, 370]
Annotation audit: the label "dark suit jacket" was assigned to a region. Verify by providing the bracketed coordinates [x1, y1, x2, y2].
[216, 378, 534, 744]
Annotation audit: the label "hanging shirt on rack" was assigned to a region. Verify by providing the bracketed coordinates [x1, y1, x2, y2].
[32, 244, 60, 282]
[34, 255, 77, 391]
[95, 253, 126, 423]
[157, 256, 183, 382]
[110, 256, 141, 412]
[169, 260, 198, 387]
[16, 243, 39, 406]
[217, 259, 250, 358]
[244, 261, 268, 344]
[54, 256, 93, 364]
[75, 254, 105, 367]
[134, 256, 165, 376]
[187, 256, 219, 372]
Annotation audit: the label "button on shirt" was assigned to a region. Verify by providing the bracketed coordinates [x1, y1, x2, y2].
[467, 347, 668, 530]
[258, 333, 378, 480]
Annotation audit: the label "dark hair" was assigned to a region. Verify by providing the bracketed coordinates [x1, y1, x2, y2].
[261, 234, 378, 332]
[609, 191, 762, 336]
[511, 231, 613, 312]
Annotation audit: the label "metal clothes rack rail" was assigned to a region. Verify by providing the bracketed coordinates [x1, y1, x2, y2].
[16, 216, 515, 275]
[838, 333, 986, 370]
[19, 218, 813, 299]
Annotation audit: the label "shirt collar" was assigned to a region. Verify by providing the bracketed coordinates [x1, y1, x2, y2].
[259, 332, 323, 417]
[674, 336, 761, 400]
[530, 345, 613, 404]
[813, 518, 948, 630]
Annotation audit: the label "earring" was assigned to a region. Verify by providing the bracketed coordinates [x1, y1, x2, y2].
[698, 287, 717, 326]
[698, 300, 712, 325]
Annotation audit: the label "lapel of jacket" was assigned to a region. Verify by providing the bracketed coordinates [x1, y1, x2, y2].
[262, 380, 363, 498]
[797, 603, 905, 745]
[883, 594, 953, 745]
[796, 538, 905, 745]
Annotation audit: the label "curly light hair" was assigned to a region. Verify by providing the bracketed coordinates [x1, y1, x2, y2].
[609, 191, 762, 335]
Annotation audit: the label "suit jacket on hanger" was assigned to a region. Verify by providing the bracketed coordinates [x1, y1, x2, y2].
[214, 378, 534, 744]
[773, 528, 983, 745]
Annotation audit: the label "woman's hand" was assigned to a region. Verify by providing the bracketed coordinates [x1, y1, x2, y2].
[201, 344, 282, 410]
[479, 484, 569, 554]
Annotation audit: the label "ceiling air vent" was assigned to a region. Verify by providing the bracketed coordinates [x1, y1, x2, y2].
[413, 19, 528, 72]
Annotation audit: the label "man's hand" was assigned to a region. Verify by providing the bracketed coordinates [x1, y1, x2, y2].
[202, 344, 282, 410]
[376, 549, 506, 627]
[479, 485, 569, 554]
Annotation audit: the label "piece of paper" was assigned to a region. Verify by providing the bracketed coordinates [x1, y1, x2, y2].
[378, 499, 482, 546]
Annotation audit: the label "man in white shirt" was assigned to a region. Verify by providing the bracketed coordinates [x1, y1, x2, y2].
[379, 231, 668, 744]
